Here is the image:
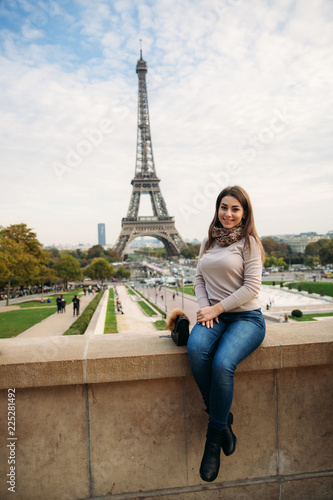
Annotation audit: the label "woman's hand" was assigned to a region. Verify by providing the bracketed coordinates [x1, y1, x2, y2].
[197, 303, 224, 328]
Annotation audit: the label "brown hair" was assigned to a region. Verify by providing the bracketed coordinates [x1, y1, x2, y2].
[201, 185, 265, 261]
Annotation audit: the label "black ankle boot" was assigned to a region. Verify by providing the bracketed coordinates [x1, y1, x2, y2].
[221, 412, 237, 456]
[200, 426, 224, 482]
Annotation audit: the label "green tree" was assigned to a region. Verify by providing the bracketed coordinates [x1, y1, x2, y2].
[54, 254, 82, 288]
[181, 244, 200, 259]
[36, 263, 58, 293]
[87, 244, 105, 261]
[0, 224, 44, 305]
[305, 239, 330, 257]
[1, 223, 43, 258]
[261, 237, 279, 255]
[115, 266, 131, 280]
[106, 248, 122, 262]
[319, 240, 333, 266]
[276, 257, 288, 270]
[305, 241, 319, 257]
[84, 258, 114, 282]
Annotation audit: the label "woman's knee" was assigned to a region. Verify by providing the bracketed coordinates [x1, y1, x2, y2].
[212, 354, 236, 379]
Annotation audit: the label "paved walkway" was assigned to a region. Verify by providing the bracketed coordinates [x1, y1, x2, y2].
[18, 293, 96, 338]
[114, 285, 157, 333]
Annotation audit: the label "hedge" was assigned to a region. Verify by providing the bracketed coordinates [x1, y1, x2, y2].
[63, 290, 104, 335]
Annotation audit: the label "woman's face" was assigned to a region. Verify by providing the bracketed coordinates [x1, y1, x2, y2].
[218, 195, 245, 229]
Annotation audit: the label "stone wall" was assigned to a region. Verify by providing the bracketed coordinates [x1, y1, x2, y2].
[0, 322, 332, 499]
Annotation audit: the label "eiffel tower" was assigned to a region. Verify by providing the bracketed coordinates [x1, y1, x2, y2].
[114, 49, 187, 258]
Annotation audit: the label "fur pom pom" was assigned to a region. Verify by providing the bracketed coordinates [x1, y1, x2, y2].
[166, 308, 190, 332]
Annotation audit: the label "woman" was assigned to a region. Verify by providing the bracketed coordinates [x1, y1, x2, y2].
[187, 185, 266, 483]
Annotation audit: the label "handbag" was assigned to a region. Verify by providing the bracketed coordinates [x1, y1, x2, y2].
[166, 308, 190, 346]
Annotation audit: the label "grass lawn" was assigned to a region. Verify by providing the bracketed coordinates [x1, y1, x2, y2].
[104, 288, 117, 334]
[290, 312, 333, 322]
[133, 289, 166, 318]
[169, 285, 195, 297]
[0, 308, 56, 339]
[137, 300, 157, 317]
[284, 282, 333, 297]
[262, 281, 286, 286]
[154, 320, 167, 330]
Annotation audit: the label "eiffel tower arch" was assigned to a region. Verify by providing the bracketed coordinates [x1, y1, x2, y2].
[114, 49, 187, 258]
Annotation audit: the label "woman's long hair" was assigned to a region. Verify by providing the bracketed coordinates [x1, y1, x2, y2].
[201, 185, 265, 261]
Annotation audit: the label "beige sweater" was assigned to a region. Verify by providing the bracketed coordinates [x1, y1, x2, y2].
[195, 236, 262, 313]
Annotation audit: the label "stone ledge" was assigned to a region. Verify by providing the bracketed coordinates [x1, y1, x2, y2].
[0, 321, 332, 390]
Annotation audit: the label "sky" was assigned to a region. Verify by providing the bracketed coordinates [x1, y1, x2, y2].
[0, 0, 332, 248]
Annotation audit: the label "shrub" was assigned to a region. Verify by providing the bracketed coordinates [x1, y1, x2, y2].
[308, 287, 312, 294]
[320, 290, 324, 296]
[272, 281, 275, 286]
[291, 309, 303, 318]
[288, 283, 293, 289]
[63, 290, 104, 335]
[280, 282, 283, 287]
[298, 285, 302, 292]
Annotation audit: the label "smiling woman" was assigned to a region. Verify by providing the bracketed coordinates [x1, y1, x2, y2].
[187, 185, 266, 483]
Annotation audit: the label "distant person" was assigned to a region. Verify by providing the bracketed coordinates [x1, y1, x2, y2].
[187, 185, 266, 483]
[83, 287, 87, 296]
[56, 295, 62, 314]
[61, 295, 66, 313]
[72, 295, 80, 316]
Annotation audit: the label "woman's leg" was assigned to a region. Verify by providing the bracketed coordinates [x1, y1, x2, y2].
[187, 319, 228, 411]
[209, 311, 266, 430]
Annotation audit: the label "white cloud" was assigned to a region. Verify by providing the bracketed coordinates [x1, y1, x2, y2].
[0, 0, 332, 247]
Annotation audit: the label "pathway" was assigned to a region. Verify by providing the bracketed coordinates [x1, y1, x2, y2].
[17, 293, 95, 338]
[115, 285, 157, 333]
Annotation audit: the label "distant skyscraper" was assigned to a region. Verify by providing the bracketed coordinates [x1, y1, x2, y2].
[98, 223, 106, 246]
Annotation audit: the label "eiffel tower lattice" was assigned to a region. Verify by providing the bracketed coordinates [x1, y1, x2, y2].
[114, 50, 187, 258]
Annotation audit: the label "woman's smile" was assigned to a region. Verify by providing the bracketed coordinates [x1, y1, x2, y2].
[218, 195, 244, 229]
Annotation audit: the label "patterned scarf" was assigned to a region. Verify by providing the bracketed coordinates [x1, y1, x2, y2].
[212, 221, 244, 247]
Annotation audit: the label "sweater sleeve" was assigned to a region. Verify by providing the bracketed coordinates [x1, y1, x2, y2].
[220, 238, 262, 312]
[194, 240, 211, 308]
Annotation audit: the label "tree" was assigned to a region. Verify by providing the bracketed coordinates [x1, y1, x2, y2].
[54, 254, 82, 288]
[36, 263, 58, 293]
[181, 244, 200, 259]
[1, 223, 43, 258]
[84, 258, 114, 282]
[0, 224, 44, 305]
[305, 239, 330, 257]
[261, 237, 279, 255]
[87, 244, 105, 261]
[276, 257, 288, 270]
[115, 265, 131, 280]
[305, 241, 319, 257]
[319, 240, 333, 266]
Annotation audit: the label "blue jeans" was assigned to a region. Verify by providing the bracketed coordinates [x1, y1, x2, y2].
[187, 309, 266, 430]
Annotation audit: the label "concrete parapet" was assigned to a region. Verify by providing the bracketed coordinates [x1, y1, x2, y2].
[0, 322, 332, 499]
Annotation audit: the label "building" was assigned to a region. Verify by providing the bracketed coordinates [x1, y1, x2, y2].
[273, 233, 330, 253]
[98, 223, 106, 246]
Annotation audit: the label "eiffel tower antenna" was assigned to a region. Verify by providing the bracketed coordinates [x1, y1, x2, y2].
[114, 48, 187, 258]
